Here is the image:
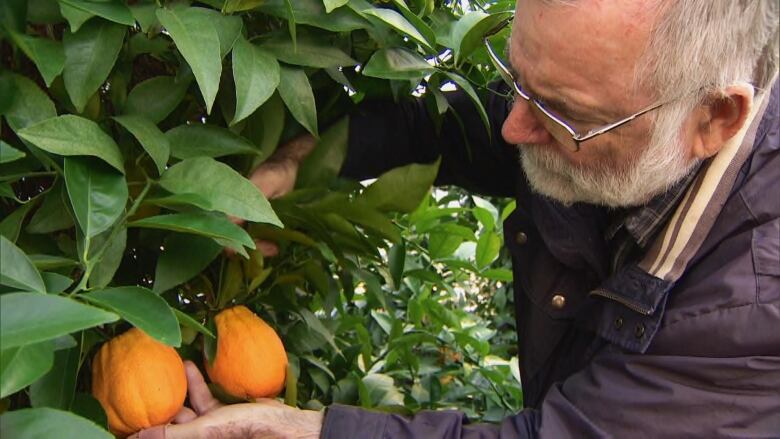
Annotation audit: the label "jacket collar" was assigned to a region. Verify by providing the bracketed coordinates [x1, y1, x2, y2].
[589, 80, 777, 353]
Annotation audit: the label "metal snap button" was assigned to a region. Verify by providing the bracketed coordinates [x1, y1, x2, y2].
[551, 294, 566, 309]
[634, 323, 645, 338]
[515, 232, 528, 245]
[614, 317, 624, 330]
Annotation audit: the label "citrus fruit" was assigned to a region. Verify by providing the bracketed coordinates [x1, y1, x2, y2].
[91, 328, 187, 437]
[205, 305, 288, 399]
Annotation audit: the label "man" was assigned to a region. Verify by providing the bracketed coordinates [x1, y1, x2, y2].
[134, 0, 780, 437]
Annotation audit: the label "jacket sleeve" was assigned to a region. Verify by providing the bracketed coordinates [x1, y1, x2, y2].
[339, 82, 518, 198]
[320, 345, 780, 438]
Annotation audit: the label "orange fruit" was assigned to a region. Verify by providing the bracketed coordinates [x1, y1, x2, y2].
[205, 305, 288, 399]
[92, 328, 187, 437]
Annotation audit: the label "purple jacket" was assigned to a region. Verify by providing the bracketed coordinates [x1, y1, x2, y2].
[325, 81, 780, 438]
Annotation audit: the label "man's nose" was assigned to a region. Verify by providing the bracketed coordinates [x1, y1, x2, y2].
[501, 99, 554, 145]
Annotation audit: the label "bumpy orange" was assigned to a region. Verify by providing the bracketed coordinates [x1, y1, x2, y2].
[205, 305, 288, 399]
[92, 328, 187, 437]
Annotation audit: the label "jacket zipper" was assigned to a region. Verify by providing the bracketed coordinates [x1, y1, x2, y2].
[589, 289, 654, 315]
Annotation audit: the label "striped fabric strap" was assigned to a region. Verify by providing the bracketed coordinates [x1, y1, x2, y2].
[638, 82, 773, 282]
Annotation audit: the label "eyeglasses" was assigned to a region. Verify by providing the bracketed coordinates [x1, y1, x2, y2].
[483, 19, 670, 152]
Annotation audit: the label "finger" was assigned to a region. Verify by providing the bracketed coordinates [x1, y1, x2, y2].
[183, 361, 223, 415]
[256, 240, 279, 257]
[130, 425, 166, 439]
[172, 407, 197, 424]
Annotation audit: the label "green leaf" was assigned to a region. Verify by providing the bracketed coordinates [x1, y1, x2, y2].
[444, 72, 491, 140]
[231, 37, 280, 126]
[362, 8, 433, 51]
[42, 272, 74, 294]
[59, 0, 135, 27]
[0, 202, 35, 242]
[26, 182, 75, 234]
[362, 373, 404, 406]
[113, 115, 170, 175]
[475, 231, 501, 269]
[0, 73, 16, 116]
[390, 0, 436, 47]
[217, 256, 243, 308]
[331, 200, 401, 243]
[70, 394, 108, 430]
[296, 117, 348, 188]
[64, 157, 127, 238]
[0, 407, 112, 439]
[243, 93, 285, 165]
[63, 19, 126, 112]
[154, 233, 221, 293]
[451, 11, 512, 64]
[428, 231, 464, 259]
[18, 115, 125, 173]
[388, 241, 405, 289]
[0, 141, 26, 164]
[30, 255, 79, 271]
[129, 212, 256, 253]
[58, 2, 93, 32]
[299, 309, 339, 352]
[87, 225, 126, 289]
[0, 0, 27, 33]
[481, 268, 513, 282]
[27, 0, 64, 25]
[0, 293, 118, 349]
[360, 158, 439, 213]
[258, 0, 368, 32]
[259, 32, 357, 69]
[278, 67, 318, 137]
[2, 73, 57, 132]
[166, 124, 257, 159]
[173, 309, 215, 339]
[473, 206, 495, 232]
[129, 3, 158, 33]
[144, 193, 214, 211]
[160, 157, 281, 226]
[82, 286, 182, 347]
[156, 7, 222, 114]
[223, 0, 266, 13]
[9, 32, 65, 87]
[0, 341, 55, 399]
[0, 236, 46, 293]
[192, 8, 243, 58]
[362, 48, 434, 81]
[124, 75, 192, 124]
[324, 0, 349, 13]
[29, 347, 79, 410]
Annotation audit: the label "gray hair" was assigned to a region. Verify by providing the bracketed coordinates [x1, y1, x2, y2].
[641, 0, 779, 101]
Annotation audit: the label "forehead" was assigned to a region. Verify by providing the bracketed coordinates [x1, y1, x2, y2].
[510, 0, 658, 113]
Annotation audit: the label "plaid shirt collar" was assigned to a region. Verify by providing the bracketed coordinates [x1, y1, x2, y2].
[605, 163, 702, 270]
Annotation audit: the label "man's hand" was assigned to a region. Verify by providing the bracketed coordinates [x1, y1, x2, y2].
[130, 361, 323, 439]
[230, 134, 318, 257]
[246, 133, 318, 205]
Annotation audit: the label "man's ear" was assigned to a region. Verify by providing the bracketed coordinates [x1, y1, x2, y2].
[689, 84, 754, 160]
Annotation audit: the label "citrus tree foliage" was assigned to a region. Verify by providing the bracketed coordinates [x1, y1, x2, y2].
[0, 0, 520, 435]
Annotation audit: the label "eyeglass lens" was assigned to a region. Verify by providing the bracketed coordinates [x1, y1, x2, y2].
[507, 83, 580, 152]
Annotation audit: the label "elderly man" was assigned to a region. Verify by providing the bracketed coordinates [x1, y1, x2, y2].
[135, 0, 779, 437]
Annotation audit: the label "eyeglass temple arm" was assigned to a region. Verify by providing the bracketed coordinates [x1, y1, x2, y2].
[483, 37, 523, 94]
[575, 101, 666, 142]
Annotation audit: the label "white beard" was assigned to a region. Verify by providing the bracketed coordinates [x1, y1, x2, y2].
[519, 129, 698, 208]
